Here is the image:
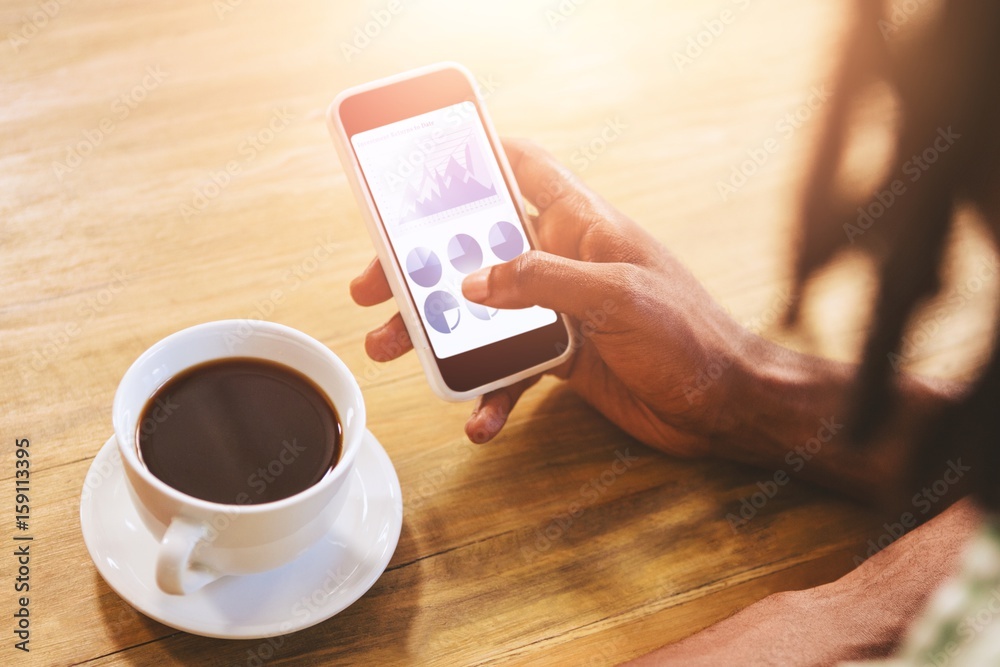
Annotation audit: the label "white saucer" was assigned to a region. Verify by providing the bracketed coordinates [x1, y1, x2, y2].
[80, 430, 402, 639]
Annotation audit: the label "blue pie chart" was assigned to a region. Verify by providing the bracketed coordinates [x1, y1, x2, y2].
[405, 247, 442, 288]
[424, 291, 461, 334]
[488, 221, 524, 261]
[447, 234, 483, 274]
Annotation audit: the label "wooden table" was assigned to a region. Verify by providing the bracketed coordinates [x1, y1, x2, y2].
[3, 1, 994, 664]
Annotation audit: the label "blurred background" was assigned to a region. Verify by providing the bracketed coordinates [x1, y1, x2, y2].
[4, 0, 993, 390]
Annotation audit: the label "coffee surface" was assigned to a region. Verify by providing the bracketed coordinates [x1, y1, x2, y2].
[137, 358, 341, 504]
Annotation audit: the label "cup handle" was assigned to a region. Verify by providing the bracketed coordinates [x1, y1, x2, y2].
[156, 517, 221, 595]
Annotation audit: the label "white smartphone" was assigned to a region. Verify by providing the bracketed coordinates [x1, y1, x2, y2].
[327, 63, 573, 401]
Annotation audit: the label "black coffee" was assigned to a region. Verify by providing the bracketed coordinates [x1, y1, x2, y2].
[136, 358, 342, 505]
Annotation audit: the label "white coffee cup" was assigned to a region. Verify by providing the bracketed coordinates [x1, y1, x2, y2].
[112, 320, 365, 595]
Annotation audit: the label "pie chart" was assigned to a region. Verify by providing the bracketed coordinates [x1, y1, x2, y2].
[424, 291, 461, 334]
[488, 221, 524, 261]
[447, 234, 483, 274]
[405, 247, 442, 288]
[465, 299, 499, 321]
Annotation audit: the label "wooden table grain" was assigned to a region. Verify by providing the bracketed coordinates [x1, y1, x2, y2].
[3, 1, 995, 665]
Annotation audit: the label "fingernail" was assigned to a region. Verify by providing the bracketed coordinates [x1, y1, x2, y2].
[462, 269, 490, 302]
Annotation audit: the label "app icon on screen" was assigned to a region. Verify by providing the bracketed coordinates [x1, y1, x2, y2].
[465, 299, 499, 321]
[406, 247, 442, 288]
[447, 233, 483, 274]
[424, 291, 462, 334]
[488, 220, 524, 261]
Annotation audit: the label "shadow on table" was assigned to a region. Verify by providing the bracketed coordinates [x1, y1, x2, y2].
[473, 384, 816, 630]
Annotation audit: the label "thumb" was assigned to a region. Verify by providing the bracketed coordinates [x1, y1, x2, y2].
[461, 250, 626, 320]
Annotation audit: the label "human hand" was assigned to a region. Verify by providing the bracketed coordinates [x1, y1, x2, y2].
[462, 139, 766, 454]
[350, 139, 757, 455]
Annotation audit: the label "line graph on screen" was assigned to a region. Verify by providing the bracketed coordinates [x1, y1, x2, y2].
[397, 127, 498, 224]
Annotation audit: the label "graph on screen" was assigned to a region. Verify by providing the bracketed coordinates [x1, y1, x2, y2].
[397, 130, 498, 224]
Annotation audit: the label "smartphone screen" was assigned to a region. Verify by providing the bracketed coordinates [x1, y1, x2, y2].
[336, 67, 570, 393]
[350, 101, 556, 360]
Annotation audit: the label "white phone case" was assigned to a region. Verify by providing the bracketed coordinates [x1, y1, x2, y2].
[326, 62, 574, 402]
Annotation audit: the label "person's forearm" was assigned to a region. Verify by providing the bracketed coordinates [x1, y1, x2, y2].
[623, 498, 982, 667]
[718, 336, 965, 506]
